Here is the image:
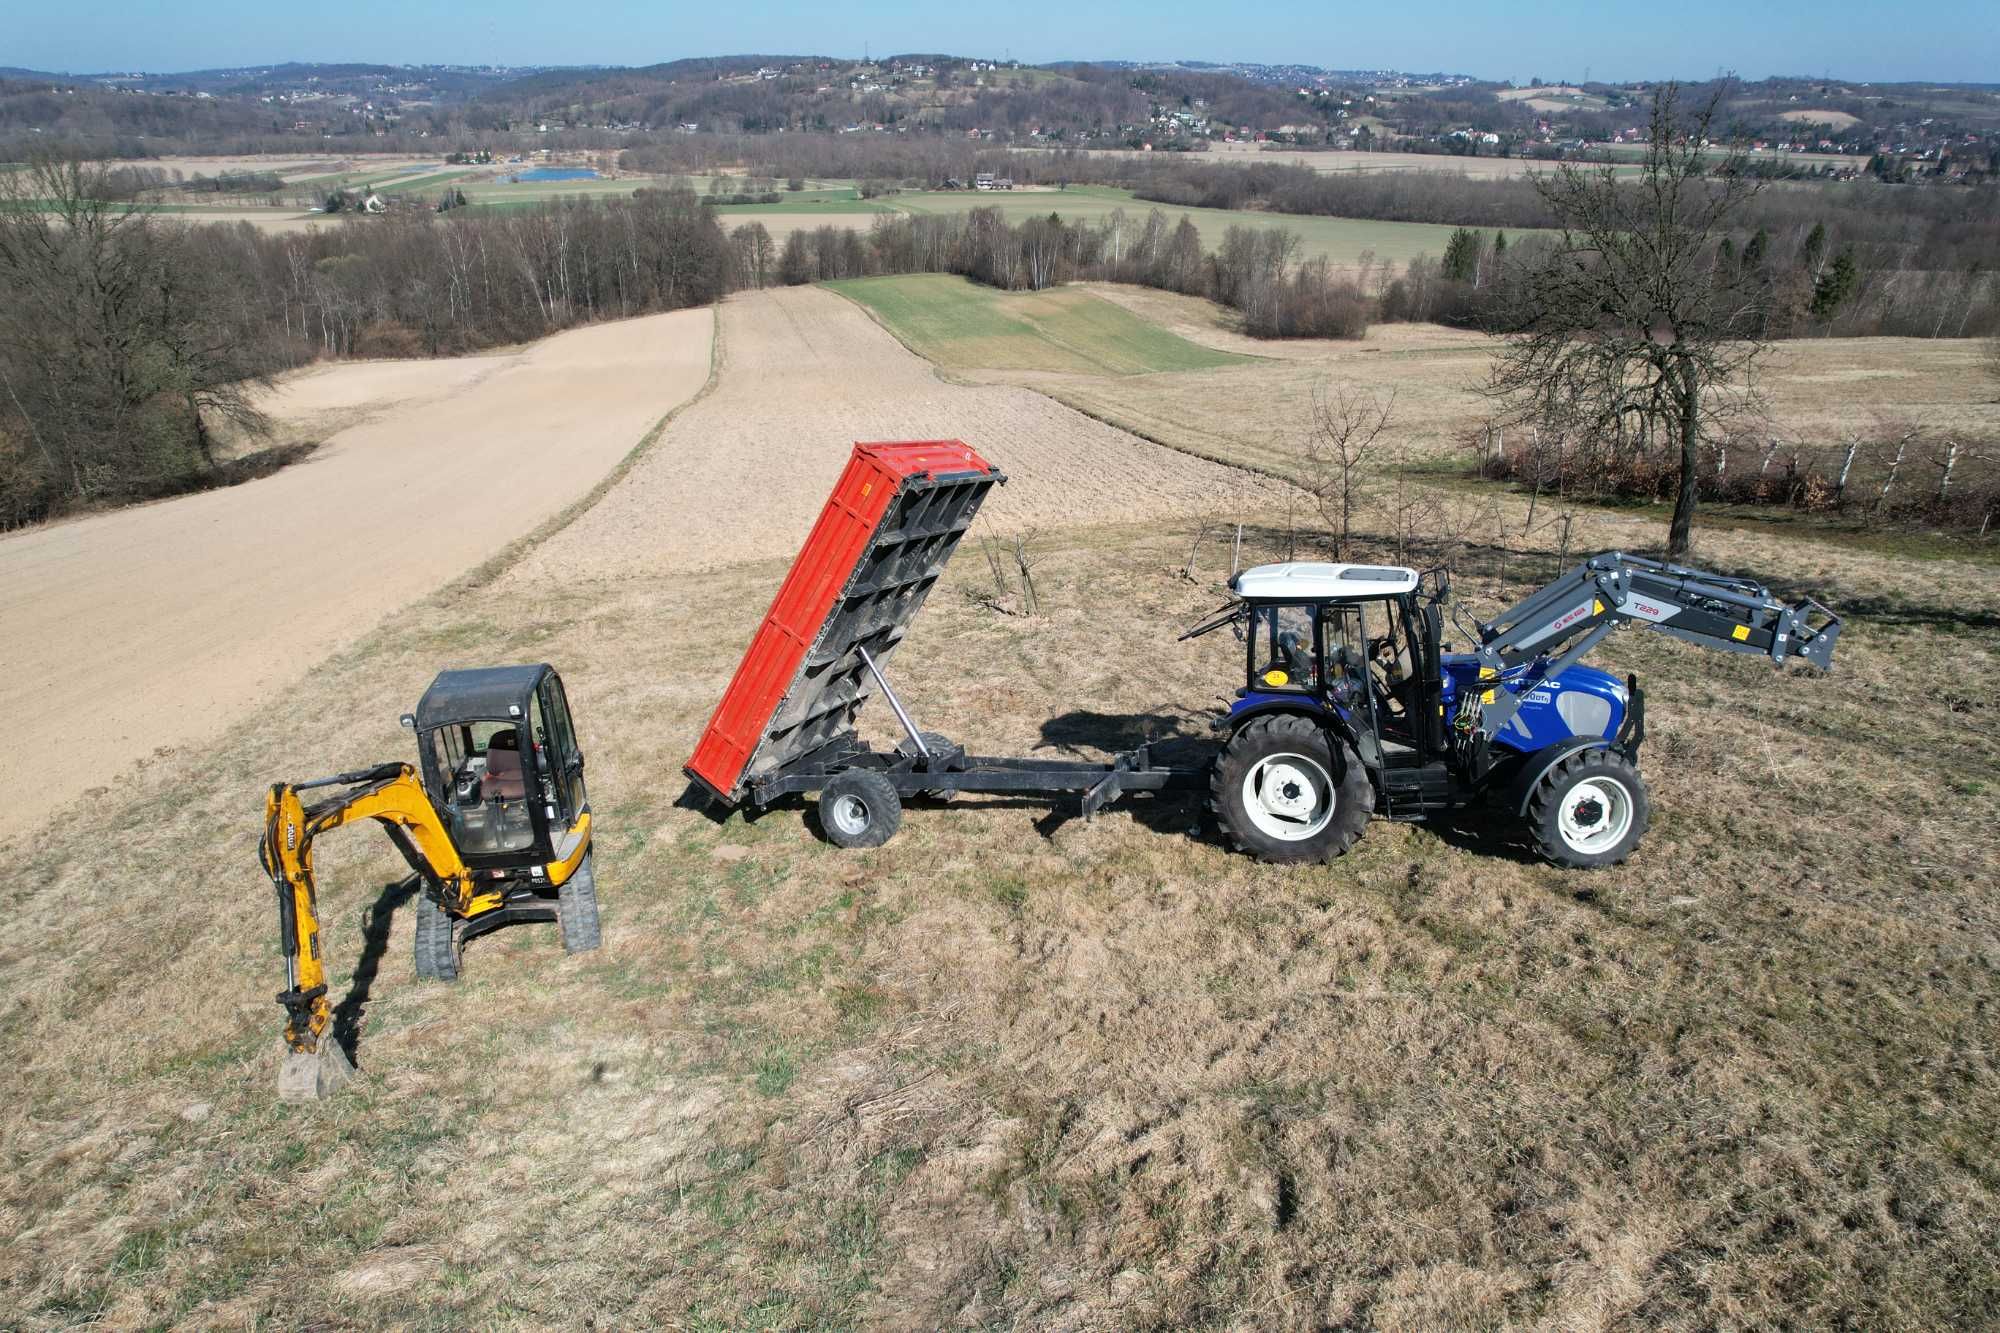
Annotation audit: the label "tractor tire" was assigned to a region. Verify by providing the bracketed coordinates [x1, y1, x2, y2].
[896, 732, 957, 801]
[818, 769, 903, 849]
[1528, 748, 1651, 869]
[558, 851, 603, 954]
[413, 892, 463, 982]
[1211, 713, 1373, 864]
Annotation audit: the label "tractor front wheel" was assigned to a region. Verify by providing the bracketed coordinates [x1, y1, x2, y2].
[413, 892, 463, 982]
[818, 769, 903, 849]
[1211, 713, 1373, 864]
[1528, 748, 1650, 869]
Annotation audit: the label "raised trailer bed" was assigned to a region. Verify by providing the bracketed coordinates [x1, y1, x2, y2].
[685, 440, 1201, 846]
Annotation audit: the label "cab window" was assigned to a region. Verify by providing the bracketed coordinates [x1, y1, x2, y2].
[1251, 604, 1318, 691]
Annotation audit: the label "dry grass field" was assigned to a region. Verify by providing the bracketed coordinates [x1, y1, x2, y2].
[1, 282, 1996, 1329]
[1033, 285, 2000, 484]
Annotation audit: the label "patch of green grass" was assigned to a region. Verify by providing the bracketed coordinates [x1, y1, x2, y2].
[374, 169, 475, 195]
[827, 273, 1252, 376]
[708, 194, 897, 214]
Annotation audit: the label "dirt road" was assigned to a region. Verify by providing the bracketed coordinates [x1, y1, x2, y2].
[0, 308, 712, 840]
[512, 286, 1274, 583]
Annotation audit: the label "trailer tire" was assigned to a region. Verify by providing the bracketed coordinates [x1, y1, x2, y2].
[413, 892, 463, 982]
[1528, 748, 1650, 869]
[896, 732, 958, 801]
[1211, 713, 1373, 864]
[558, 852, 602, 954]
[818, 770, 902, 849]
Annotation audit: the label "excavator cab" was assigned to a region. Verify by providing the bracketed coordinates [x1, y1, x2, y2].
[408, 664, 591, 868]
[261, 662, 599, 1100]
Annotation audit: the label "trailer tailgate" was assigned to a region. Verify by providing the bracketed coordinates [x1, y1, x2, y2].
[685, 440, 1003, 804]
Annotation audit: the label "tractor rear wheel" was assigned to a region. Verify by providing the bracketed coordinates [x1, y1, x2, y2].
[818, 769, 903, 849]
[1211, 713, 1373, 864]
[558, 852, 603, 953]
[1528, 748, 1650, 869]
[413, 893, 463, 982]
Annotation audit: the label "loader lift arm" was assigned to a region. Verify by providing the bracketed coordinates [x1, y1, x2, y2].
[259, 763, 472, 1088]
[1467, 551, 1842, 736]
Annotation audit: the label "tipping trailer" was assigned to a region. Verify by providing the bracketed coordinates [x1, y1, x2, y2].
[683, 440, 1201, 846]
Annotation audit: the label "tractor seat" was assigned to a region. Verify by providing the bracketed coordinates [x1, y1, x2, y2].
[482, 730, 527, 802]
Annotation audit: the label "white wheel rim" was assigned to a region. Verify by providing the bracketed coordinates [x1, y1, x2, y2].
[830, 793, 870, 837]
[1241, 752, 1335, 842]
[1558, 777, 1634, 854]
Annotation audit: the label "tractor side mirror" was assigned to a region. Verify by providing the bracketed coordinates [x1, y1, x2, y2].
[399, 713, 416, 730]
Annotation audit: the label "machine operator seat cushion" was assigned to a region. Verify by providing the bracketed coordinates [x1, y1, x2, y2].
[482, 729, 528, 802]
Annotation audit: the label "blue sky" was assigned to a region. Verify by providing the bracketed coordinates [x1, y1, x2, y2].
[9, 0, 1997, 83]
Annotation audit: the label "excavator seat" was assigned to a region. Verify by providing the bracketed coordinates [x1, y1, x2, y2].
[482, 729, 527, 802]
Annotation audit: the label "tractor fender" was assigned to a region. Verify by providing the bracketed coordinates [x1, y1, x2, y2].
[1499, 737, 1617, 816]
[1218, 700, 1370, 772]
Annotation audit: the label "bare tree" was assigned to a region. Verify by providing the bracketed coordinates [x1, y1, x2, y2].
[1300, 384, 1395, 557]
[1486, 83, 1770, 560]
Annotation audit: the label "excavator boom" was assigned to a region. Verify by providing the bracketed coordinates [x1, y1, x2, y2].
[259, 763, 471, 1100]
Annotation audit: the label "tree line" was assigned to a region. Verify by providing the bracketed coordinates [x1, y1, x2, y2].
[726, 207, 1369, 340]
[0, 155, 1370, 529]
[0, 159, 734, 528]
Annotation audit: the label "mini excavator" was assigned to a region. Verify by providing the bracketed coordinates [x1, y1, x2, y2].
[260, 665, 599, 1100]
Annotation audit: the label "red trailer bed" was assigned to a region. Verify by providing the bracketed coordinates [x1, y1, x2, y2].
[684, 440, 1003, 804]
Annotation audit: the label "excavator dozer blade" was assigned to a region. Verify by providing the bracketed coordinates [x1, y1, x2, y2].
[278, 1040, 357, 1102]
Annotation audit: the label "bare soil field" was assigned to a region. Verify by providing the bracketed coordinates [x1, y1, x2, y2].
[0, 308, 712, 841]
[133, 154, 438, 183]
[1779, 109, 1864, 131]
[510, 286, 1277, 584]
[1067, 144, 1551, 178]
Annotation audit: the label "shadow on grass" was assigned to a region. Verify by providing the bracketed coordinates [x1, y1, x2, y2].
[330, 874, 420, 1063]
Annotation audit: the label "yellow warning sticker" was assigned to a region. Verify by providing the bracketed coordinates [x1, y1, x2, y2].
[1593, 599, 1604, 615]
[861, 481, 872, 497]
[1732, 624, 1750, 641]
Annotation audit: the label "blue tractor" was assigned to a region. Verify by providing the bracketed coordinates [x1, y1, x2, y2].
[1190, 552, 1842, 867]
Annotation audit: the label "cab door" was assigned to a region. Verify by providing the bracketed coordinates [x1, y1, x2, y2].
[537, 672, 588, 826]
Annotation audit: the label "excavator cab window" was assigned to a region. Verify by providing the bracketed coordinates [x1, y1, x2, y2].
[429, 719, 537, 856]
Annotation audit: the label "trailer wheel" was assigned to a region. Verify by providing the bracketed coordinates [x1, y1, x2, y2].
[558, 851, 602, 953]
[896, 732, 957, 801]
[413, 892, 463, 982]
[818, 770, 903, 849]
[1211, 713, 1373, 864]
[1528, 749, 1650, 869]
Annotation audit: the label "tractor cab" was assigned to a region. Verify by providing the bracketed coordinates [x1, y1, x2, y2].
[1218, 561, 1453, 766]
[405, 664, 591, 870]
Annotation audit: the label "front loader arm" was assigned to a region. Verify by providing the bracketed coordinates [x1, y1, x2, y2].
[1468, 552, 1841, 737]
[259, 763, 470, 1065]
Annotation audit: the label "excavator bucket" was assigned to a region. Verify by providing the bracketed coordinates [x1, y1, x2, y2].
[277, 1040, 357, 1103]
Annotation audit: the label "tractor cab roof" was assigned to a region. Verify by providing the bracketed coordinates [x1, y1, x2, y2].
[414, 664, 552, 730]
[1231, 561, 1419, 601]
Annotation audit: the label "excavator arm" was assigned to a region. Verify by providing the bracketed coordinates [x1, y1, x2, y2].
[1467, 552, 1842, 737]
[258, 762, 470, 1100]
